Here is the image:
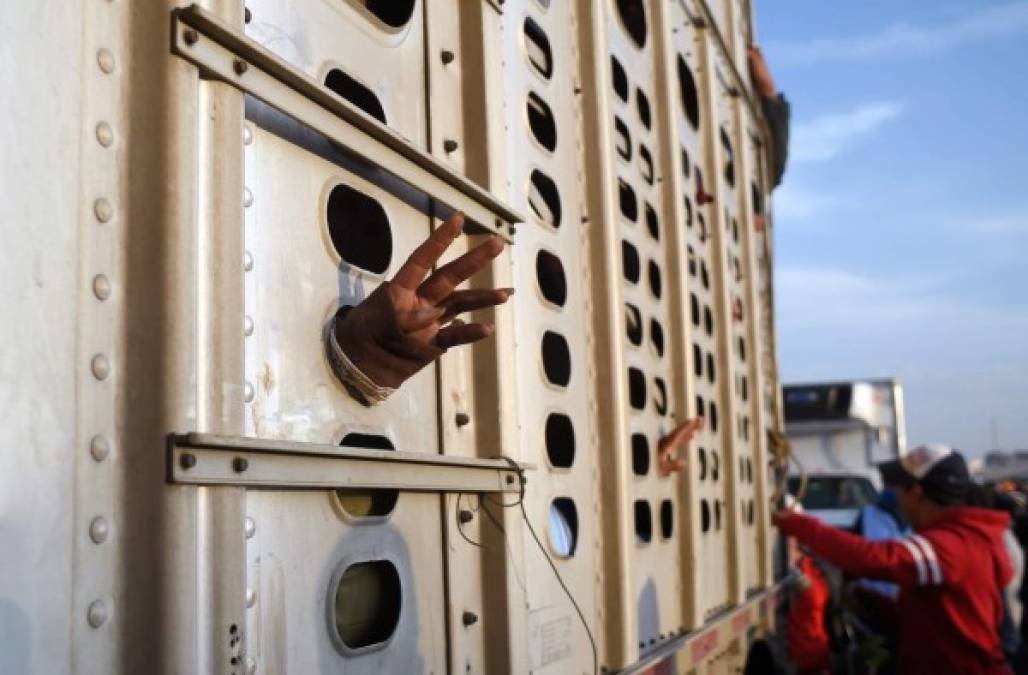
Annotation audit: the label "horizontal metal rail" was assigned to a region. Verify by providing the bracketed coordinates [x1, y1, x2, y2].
[171, 4, 523, 238]
[168, 433, 523, 493]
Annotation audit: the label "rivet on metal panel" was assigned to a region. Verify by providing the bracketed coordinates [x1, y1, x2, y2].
[244, 656, 256, 674]
[243, 381, 255, 402]
[89, 516, 109, 544]
[87, 600, 108, 628]
[441, 50, 455, 65]
[243, 315, 254, 337]
[246, 586, 256, 608]
[243, 125, 253, 145]
[97, 49, 115, 74]
[93, 274, 112, 301]
[90, 434, 110, 462]
[505, 473, 515, 485]
[508, 224, 517, 236]
[91, 354, 111, 380]
[458, 509, 474, 524]
[244, 516, 256, 539]
[95, 122, 114, 147]
[94, 198, 113, 223]
[243, 250, 254, 271]
[461, 611, 478, 627]
[243, 187, 254, 208]
[180, 453, 197, 470]
[443, 139, 458, 153]
[233, 457, 250, 473]
[455, 412, 470, 427]
[183, 29, 199, 46]
[233, 59, 249, 76]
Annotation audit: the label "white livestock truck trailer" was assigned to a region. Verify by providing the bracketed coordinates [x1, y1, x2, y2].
[1, 1, 787, 673]
[784, 378, 907, 491]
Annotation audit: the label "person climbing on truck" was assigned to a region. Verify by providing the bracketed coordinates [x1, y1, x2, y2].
[327, 212, 513, 404]
[776, 444, 1014, 675]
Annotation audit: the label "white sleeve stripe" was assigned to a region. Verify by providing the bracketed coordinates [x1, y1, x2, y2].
[899, 538, 927, 585]
[910, 534, 943, 585]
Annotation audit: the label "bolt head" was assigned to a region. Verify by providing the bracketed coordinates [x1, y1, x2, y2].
[93, 274, 112, 301]
[90, 435, 111, 462]
[458, 509, 474, 524]
[91, 354, 111, 380]
[246, 586, 256, 608]
[183, 28, 199, 45]
[90, 516, 110, 544]
[245, 516, 256, 539]
[233, 457, 249, 473]
[94, 198, 113, 223]
[443, 139, 458, 153]
[441, 50, 455, 65]
[234, 59, 249, 75]
[461, 610, 478, 626]
[95, 122, 114, 148]
[455, 412, 470, 427]
[180, 453, 197, 470]
[87, 600, 108, 628]
[97, 49, 116, 74]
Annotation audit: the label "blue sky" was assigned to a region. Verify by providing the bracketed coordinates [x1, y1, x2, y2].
[756, 1, 1028, 455]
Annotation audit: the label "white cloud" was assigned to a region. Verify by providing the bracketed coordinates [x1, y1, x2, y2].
[792, 101, 904, 163]
[772, 182, 838, 223]
[768, 2, 1028, 66]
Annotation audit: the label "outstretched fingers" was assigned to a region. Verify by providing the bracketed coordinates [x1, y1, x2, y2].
[439, 288, 514, 321]
[659, 417, 704, 453]
[417, 235, 505, 304]
[434, 320, 494, 350]
[391, 213, 465, 291]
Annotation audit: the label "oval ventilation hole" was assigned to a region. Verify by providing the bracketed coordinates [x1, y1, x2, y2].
[752, 181, 765, 215]
[695, 395, 705, 419]
[721, 126, 735, 188]
[362, 0, 416, 28]
[549, 497, 579, 557]
[625, 303, 643, 346]
[647, 260, 662, 299]
[660, 500, 674, 539]
[681, 146, 691, 179]
[536, 249, 567, 307]
[683, 195, 693, 228]
[711, 451, 720, 481]
[649, 318, 664, 357]
[654, 378, 668, 416]
[541, 331, 571, 387]
[692, 343, 703, 378]
[732, 218, 740, 243]
[545, 413, 575, 468]
[715, 499, 723, 530]
[632, 433, 650, 476]
[697, 447, 707, 480]
[628, 367, 646, 410]
[644, 202, 659, 240]
[611, 55, 629, 102]
[748, 499, 755, 525]
[639, 146, 654, 185]
[336, 433, 398, 518]
[700, 261, 710, 290]
[690, 293, 700, 326]
[528, 169, 562, 228]
[618, 178, 638, 222]
[622, 239, 641, 284]
[332, 559, 401, 650]
[741, 376, 749, 402]
[636, 88, 652, 129]
[614, 116, 632, 161]
[710, 402, 719, 433]
[703, 305, 714, 336]
[687, 245, 697, 276]
[738, 336, 747, 362]
[634, 499, 653, 544]
[523, 17, 553, 80]
[327, 184, 393, 275]
[527, 92, 557, 152]
[325, 68, 387, 124]
[747, 457, 754, 483]
[700, 499, 711, 533]
[743, 416, 750, 441]
[677, 55, 700, 130]
[706, 352, 715, 384]
[616, 0, 648, 49]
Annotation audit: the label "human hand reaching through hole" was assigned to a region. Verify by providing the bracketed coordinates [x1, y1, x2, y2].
[330, 213, 513, 403]
[657, 418, 704, 476]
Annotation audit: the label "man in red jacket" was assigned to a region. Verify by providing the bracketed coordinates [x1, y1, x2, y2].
[777, 444, 1013, 675]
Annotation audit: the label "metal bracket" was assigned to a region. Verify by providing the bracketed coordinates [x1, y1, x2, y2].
[169, 433, 524, 493]
[171, 4, 522, 239]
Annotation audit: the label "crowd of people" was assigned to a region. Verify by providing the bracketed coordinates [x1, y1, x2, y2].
[778, 446, 1028, 675]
